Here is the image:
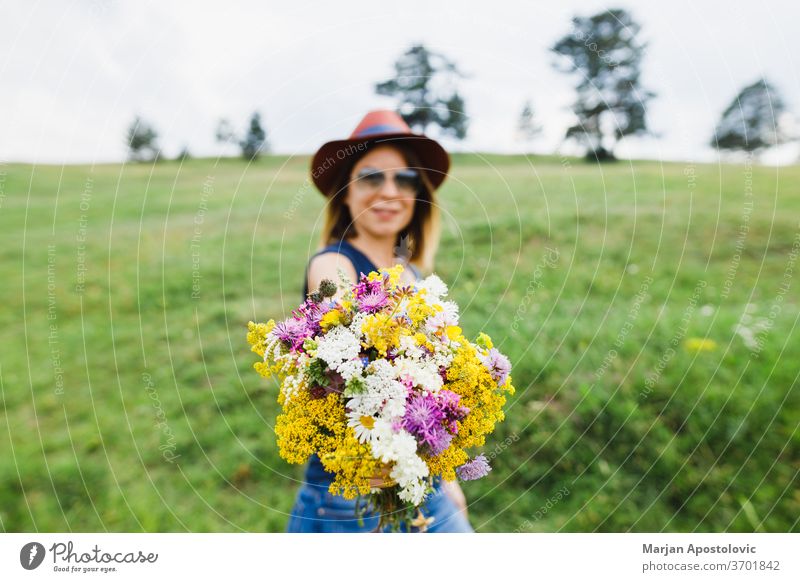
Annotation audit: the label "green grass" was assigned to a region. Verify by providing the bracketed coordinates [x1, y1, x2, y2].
[0, 153, 797, 532]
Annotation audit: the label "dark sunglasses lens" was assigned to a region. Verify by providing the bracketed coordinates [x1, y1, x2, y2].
[354, 168, 419, 191]
[395, 169, 420, 190]
[356, 168, 385, 187]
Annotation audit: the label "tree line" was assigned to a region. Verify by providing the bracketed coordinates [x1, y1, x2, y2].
[126, 8, 796, 163]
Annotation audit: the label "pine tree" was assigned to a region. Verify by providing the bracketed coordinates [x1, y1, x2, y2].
[240, 112, 268, 160]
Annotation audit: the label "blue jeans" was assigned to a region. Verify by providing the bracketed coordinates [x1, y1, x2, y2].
[286, 475, 474, 533]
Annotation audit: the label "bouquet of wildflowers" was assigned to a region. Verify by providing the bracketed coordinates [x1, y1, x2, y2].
[246, 264, 514, 531]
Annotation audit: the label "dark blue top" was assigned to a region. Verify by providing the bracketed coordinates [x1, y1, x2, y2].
[302, 238, 420, 298]
[301, 238, 421, 489]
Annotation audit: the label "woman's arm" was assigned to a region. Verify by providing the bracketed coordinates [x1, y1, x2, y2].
[441, 479, 468, 517]
[307, 252, 358, 302]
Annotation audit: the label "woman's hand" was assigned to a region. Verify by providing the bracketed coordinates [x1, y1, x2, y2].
[440, 479, 468, 517]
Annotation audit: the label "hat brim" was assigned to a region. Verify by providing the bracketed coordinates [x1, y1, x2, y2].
[310, 132, 450, 197]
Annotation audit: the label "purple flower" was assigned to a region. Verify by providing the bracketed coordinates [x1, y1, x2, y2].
[480, 348, 511, 387]
[272, 318, 310, 351]
[401, 392, 445, 445]
[401, 391, 461, 457]
[357, 289, 389, 313]
[438, 389, 470, 433]
[456, 454, 491, 481]
[353, 274, 384, 300]
[425, 429, 453, 456]
[279, 297, 334, 348]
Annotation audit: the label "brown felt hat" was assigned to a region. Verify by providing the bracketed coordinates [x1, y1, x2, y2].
[310, 109, 450, 196]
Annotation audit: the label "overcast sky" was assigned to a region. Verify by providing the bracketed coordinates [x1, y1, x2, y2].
[1, 0, 798, 164]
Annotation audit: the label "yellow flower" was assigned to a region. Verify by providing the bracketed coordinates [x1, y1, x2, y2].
[246, 319, 275, 358]
[247, 320, 286, 379]
[446, 325, 462, 341]
[321, 428, 382, 499]
[684, 338, 717, 352]
[367, 263, 404, 290]
[274, 390, 346, 465]
[406, 294, 437, 327]
[320, 309, 343, 331]
[360, 313, 402, 356]
[386, 264, 404, 286]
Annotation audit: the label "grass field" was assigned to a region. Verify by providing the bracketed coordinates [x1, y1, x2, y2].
[0, 153, 798, 532]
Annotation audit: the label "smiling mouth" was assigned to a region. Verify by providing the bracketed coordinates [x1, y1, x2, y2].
[371, 207, 400, 217]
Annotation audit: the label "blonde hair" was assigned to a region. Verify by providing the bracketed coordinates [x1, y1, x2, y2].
[317, 141, 442, 274]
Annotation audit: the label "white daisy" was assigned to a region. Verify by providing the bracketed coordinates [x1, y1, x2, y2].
[346, 409, 378, 444]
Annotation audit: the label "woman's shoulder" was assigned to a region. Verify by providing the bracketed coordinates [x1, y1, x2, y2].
[308, 249, 358, 272]
[307, 241, 362, 271]
[309, 240, 361, 265]
[306, 248, 358, 294]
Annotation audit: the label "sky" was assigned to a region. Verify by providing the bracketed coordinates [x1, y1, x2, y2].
[1, 0, 798, 164]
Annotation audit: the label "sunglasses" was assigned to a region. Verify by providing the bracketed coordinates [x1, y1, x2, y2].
[351, 167, 421, 194]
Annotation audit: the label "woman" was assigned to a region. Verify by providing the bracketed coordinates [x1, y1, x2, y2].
[286, 110, 474, 533]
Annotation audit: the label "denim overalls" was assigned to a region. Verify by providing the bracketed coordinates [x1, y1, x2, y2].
[285, 239, 474, 533]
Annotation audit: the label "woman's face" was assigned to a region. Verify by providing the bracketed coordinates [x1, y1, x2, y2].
[344, 145, 418, 239]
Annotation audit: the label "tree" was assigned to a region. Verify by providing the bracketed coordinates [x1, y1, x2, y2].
[516, 100, 543, 142]
[710, 78, 792, 154]
[126, 116, 160, 162]
[215, 112, 269, 160]
[215, 118, 236, 144]
[240, 112, 267, 160]
[551, 9, 655, 161]
[375, 44, 469, 139]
